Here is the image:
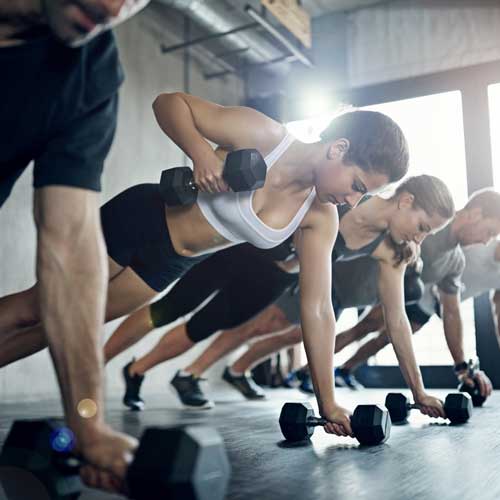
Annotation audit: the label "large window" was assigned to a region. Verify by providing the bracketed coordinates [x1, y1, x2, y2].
[287, 91, 477, 366]
[363, 91, 475, 366]
[489, 83, 500, 191]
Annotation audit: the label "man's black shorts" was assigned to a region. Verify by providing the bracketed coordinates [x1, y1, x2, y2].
[0, 29, 124, 208]
[405, 303, 432, 327]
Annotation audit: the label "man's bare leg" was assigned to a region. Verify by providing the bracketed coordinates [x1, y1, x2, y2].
[340, 321, 422, 372]
[0, 286, 38, 334]
[182, 304, 292, 378]
[128, 322, 195, 376]
[340, 331, 391, 372]
[104, 305, 155, 363]
[334, 305, 385, 353]
[0, 257, 155, 368]
[230, 325, 302, 374]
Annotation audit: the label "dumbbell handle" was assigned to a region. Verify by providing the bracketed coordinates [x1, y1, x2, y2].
[307, 416, 328, 427]
[406, 400, 450, 419]
[184, 154, 234, 192]
[307, 415, 355, 427]
[406, 402, 420, 411]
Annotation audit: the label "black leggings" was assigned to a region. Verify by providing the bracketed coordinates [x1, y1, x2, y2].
[149, 243, 298, 342]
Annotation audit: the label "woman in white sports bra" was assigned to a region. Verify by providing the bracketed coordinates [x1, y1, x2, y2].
[0, 92, 412, 437]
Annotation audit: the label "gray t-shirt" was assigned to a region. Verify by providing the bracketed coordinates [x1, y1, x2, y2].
[461, 240, 500, 300]
[419, 240, 500, 314]
[419, 223, 465, 295]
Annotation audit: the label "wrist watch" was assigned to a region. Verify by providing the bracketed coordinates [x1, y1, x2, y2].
[454, 358, 480, 376]
[453, 361, 468, 374]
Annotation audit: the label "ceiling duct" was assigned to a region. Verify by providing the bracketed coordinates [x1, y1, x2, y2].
[155, 0, 286, 68]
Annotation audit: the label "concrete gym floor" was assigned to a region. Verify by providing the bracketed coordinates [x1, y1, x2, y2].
[0, 387, 498, 500]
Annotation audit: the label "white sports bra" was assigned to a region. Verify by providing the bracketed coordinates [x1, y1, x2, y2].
[197, 133, 316, 249]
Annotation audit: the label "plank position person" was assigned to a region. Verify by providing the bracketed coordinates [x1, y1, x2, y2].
[1, 91, 437, 439]
[105, 176, 455, 415]
[330, 191, 500, 398]
[177, 257, 426, 400]
[216, 190, 500, 402]
[0, 0, 151, 493]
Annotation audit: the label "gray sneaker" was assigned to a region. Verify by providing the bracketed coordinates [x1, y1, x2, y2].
[170, 371, 214, 409]
[222, 367, 266, 400]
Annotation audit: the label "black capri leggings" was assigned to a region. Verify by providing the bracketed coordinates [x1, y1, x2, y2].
[149, 243, 298, 343]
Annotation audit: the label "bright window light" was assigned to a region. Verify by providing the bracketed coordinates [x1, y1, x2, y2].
[286, 111, 338, 143]
[289, 91, 475, 366]
[488, 83, 500, 190]
[362, 92, 474, 366]
[363, 91, 468, 207]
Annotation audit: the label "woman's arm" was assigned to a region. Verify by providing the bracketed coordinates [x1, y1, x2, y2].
[152, 92, 284, 192]
[377, 258, 445, 418]
[297, 203, 353, 436]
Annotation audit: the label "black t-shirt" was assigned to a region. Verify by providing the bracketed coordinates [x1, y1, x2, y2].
[0, 29, 124, 206]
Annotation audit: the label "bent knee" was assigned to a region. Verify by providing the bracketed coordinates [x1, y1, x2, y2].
[11, 286, 40, 328]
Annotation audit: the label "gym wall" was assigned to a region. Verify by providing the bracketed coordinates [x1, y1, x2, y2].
[0, 5, 244, 402]
[347, 0, 500, 87]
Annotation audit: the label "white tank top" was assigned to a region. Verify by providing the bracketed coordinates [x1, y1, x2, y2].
[197, 133, 316, 249]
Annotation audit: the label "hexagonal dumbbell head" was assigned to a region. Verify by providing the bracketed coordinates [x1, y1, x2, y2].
[351, 405, 391, 446]
[279, 402, 316, 442]
[0, 419, 82, 500]
[385, 393, 410, 423]
[444, 393, 472, 424]
[458, 381, 486, 407]
[223, 149, 266, 192]
[127, 426, 230, 500]
[159, 167, 197, 206]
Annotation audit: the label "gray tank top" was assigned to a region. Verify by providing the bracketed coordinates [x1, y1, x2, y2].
[332, 202, 387, 262]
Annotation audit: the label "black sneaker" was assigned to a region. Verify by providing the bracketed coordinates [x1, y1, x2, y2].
[222, 367, 266, 400]
[122, 360, 145, 411]
[170, 371, 213, 409]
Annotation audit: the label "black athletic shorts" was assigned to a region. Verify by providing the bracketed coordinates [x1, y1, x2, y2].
[405, 303, 432, 327]
[0, 29, 123, 207]
[101, 183, 205, 292]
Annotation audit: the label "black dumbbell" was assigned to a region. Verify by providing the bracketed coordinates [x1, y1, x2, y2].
[385, 392, 472, 424]
[279, 402, 391, 446]
[0, 419, 230, 500]
[159, 149, 267, 206]
[458, 380, 486, 407]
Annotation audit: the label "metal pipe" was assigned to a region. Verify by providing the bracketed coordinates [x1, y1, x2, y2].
[161, 22, 258, 54]
[156, 0, 283, 64]
[205, 54, 297, 80]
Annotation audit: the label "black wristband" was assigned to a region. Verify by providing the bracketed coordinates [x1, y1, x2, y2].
[454, 361, 468, 374]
